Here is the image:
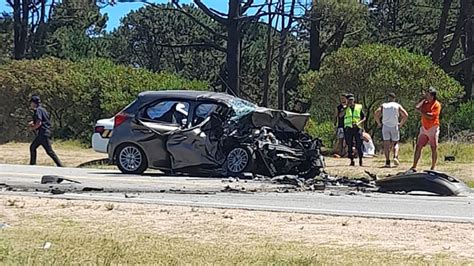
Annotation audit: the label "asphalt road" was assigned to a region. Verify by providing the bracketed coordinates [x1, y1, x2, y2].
[1, 164, 473, 223]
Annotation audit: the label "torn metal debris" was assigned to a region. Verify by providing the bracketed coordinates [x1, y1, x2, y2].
[267, 170, 471, 196]
[376, 170, 471, 196]
[41, 175, 81, 184]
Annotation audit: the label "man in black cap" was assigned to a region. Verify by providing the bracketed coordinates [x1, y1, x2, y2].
[28, 95, 63, 167]
[339, 93, 366, 166]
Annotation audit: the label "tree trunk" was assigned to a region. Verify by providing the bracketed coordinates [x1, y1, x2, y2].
[32, 0, 48, 58]
[261, 0, 274, 107]
[276, 0, 295, 110]
[20, 0, 29, 57]
[12, 0, 24, 59]
[432, 0, 453, 64]
[277, 0, 287, 109]
[309, 0, 321, 71]
[226, 0, 241, 97]
[464, 0, 473, 100]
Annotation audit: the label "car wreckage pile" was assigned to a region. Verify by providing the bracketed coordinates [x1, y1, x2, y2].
[164, 99, 469, 197]
[187, 103, 470, 197]
[165, 98, 325, 178]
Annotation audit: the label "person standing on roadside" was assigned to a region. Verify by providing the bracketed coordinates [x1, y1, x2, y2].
[28, 95, 63, 167]
[339, 94, 366, 166]
[333, 94, 347, 157]
[410, 87, 441, 172]
[374, 92, 409, 168]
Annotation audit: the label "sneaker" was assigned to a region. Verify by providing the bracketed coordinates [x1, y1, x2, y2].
[350, 160, 355, 166]
[393, 158, 400, 166]
[406, 168, 417, 173]
[383, 160, 391, 168]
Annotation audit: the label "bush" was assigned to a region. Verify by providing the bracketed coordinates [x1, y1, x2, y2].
[0, 58, 207, 144]
[305, 118, 335, 148]
[299, 44, 464, 141]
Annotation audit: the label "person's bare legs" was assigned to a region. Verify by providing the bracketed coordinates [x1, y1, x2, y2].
[383, 140, 391, 166]
[430, 144, 438, 170]
[393, 142, 399, 158]
[392, 141, 399, 166]
[411, 133, 428, 171]
[411, 144, 423, 170]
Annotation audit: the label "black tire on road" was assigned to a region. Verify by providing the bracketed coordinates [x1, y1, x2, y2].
[116, 143, 148, 174]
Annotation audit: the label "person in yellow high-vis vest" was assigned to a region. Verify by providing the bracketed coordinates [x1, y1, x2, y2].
[338, 94, 366, 166]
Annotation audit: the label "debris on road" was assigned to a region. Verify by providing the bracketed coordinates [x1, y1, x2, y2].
[221, 185, 250, 193]
[82, 187, 104, 192]
[376, 170, 471, 196]
[0, 168, 469, 197]
[49, 188, 66, 195]
[41, 175, 81, 184]
[0, 183, 12, 191]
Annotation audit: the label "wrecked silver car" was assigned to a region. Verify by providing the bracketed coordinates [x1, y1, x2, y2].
[108, 91, 325, 177]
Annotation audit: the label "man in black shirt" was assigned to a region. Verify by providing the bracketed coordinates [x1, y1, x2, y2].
[334, 94, 347, 156]
[29, 95, 63, 167]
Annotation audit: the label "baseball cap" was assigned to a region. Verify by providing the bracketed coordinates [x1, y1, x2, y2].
[388, 92, 396, 98]
[346, 93, 355, 100]
[30, 95, 41, 104]
[427, 86, 437, 96]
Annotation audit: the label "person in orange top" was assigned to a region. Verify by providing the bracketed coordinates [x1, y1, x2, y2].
[410, 87, 442, 172]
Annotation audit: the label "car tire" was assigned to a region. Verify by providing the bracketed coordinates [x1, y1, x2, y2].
[116, 143, 148, 174]
[226, 146, 254, 175]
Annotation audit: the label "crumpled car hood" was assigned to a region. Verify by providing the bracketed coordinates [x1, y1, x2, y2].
[235, 108, 310, 133]
[227, 99, 310, 133]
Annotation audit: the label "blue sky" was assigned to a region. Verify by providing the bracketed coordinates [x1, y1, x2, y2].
[0, 1, 231, 32]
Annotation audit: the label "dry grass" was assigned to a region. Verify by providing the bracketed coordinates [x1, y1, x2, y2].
[1, 196, 473, 264]
[0, 141, 105, 167]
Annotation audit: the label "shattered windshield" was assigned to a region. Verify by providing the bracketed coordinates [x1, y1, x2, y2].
[229, 98, 257, 120]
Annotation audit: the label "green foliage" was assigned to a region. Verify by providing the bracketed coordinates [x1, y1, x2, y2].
[37, 0, 109, 60]
[0, 14, 12, 63]
[109, 4, 224, 83]
[305, 119, 335, 148]
[0, 58, 207, 143]
[452, 101, 474, 131]
[368, 0, 461, 55]
[441, 100, 474, 140]
[298, 0, 369, 52]
[300, 44, 464, 140]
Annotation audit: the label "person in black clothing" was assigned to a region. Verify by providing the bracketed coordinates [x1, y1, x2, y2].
[339, 94, 366, 166]
[333, 94, 347, 156]
[29, 95, 63, 167]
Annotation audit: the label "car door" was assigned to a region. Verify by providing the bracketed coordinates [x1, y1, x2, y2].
[132, 99, 191, 169]
[166, 102, 229, 171]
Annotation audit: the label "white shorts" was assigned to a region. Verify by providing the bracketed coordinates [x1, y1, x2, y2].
[336, 128, 345, 139]
[382, 125, 400, 141]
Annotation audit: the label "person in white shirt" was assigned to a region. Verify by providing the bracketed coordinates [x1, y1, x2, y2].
[374, 93, 409, 167]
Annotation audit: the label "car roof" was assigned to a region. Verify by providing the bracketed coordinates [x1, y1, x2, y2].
[138, 90, 237, 103]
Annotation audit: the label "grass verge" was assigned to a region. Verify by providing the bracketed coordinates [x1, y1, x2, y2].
[1, 196, 472, 264]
